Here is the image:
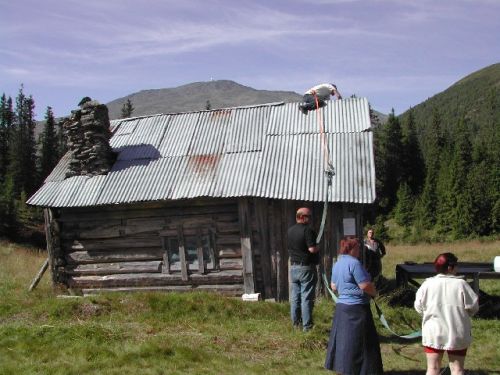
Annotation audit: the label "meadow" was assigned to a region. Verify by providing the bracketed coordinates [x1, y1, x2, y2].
[1, 239, 499, 375]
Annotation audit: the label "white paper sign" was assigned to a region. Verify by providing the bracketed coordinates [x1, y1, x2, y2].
[343, 218, 356, 236]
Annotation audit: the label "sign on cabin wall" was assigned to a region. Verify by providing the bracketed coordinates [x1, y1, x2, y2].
[343, 218, 356, 236]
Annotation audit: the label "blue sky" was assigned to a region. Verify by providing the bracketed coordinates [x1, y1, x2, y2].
[1, 0, 499, 120]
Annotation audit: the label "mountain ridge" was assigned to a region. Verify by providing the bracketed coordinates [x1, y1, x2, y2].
[106, 80, 303, 119]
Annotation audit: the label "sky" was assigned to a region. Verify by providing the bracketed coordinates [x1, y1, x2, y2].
[1, 0, 499, 120]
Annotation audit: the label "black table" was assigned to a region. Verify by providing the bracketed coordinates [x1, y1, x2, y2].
[395, 262, 500, 293]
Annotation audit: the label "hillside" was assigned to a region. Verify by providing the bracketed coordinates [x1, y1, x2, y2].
[106, 80, 302, 119]
[400, 63, 500, 134]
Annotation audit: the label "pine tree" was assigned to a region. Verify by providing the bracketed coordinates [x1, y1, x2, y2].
[0, 94, 14, 182]
[449, 119, 473, 237]
[435, 150, 454, 234]
[7, 85, 38, 197]
[414, 109, 442, 228]
[401, 108, 425, 194]
[394, 182, 414, 227]
[39, 106, 59, 180]
[120, 99, 134, 118]
[0, 175, 18, 236]
[375, 109, 404, 213]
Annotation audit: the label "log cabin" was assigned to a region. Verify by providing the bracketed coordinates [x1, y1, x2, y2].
[27, 98, 376, 300]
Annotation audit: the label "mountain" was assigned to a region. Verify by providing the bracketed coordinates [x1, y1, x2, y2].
[106, 80, 302, 119]
[400, 63, 500, 132]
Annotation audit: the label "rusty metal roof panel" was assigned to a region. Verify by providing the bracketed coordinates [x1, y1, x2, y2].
[28, 98, 375, 207]
[170, 155, 220, 199]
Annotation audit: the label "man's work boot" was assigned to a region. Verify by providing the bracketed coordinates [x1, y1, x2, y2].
[298, 103, 308, 115]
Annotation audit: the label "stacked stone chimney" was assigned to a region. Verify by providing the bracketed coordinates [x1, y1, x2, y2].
[64, 99, 115, 178]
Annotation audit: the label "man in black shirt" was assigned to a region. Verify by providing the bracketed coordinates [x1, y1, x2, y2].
[288, 207, 319, 331]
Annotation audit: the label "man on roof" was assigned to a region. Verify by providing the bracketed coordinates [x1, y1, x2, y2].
[298, 83, 342, 115]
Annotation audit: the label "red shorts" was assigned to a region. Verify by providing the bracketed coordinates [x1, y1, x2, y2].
[424, 346, 467, 356]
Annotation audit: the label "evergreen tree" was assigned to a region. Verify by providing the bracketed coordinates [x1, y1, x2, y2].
[0, 175, 18, 236]
[435, 150, 454, 234]
[7, 85, 38, 197]
[394, 182, 414, 227]
[449, 119, 473, 237]
[39, 106, 59, 180]
[0, 94, 14, 182]
[374, 109, 404, 213]
[120, 99, 134, 118]
[414, 109, 442, 228]
[401, 108, 424, 194]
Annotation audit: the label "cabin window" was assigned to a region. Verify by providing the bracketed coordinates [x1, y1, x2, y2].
[161, 228, 217, 277]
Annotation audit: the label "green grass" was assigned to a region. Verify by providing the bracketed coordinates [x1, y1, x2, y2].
[1, 240, 499, 374]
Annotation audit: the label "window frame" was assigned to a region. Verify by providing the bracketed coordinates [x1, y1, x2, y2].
[161, 225, 217, 280]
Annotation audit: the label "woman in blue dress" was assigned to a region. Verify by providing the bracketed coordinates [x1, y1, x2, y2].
[325, 237, 383, 374]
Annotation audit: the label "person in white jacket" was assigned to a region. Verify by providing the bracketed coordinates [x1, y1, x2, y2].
[414, 252, 479, 375]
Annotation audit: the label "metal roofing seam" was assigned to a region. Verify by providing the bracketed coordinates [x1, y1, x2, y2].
[27, 98, 375, 207]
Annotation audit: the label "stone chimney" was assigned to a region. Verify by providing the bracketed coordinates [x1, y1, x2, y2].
[64, 98, 115, 178]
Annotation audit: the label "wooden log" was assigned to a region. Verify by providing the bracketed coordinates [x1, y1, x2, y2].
[125, 218, 166, 235]
[60, 219, 122, 239]
[218, 248, 242, 258]
[68, 270, 243, 288]
[219, 258, 243, 270]
[215, 234, 241, 246]
[65, 248, 164, 264]
[59, 200, 238, 223]
[238, 198, 255, 294]
[28, 258, 49, 291]
[64, 261, 163, 275]
[82, 283, 244, 296]
[63, 236, 161, 251]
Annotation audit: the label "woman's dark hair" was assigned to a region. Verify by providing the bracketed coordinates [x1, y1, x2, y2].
[434, 252, 458, 274]
[339, 237, 359, 255]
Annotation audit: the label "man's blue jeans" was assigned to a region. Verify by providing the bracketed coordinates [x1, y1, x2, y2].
[290, 265, 317, 330]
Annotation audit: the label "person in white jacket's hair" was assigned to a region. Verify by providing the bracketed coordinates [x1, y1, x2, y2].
[414, 252, 479, 375]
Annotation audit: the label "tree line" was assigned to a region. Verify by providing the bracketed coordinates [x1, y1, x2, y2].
[0, 87, 135, 240]
[367, 86, 499, 242]
[1, 84, 497, 243]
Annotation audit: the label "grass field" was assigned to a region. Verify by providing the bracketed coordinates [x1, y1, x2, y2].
[1, 239, 499, 375]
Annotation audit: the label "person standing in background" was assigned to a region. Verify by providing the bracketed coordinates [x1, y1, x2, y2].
[364, 228, 386, 280]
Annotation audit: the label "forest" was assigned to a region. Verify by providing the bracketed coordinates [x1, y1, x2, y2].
[1, 64, 498, 244]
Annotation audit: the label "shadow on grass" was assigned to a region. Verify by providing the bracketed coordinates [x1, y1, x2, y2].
[377, 276, 500, 319]
[385, 370, 495, 375]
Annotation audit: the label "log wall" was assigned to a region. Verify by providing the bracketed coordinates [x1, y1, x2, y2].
[52, 199, 246, 295]
[47, 197, 364, 299]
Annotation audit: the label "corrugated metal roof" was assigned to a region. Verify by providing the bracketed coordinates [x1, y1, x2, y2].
[28, 98, 375, 207]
